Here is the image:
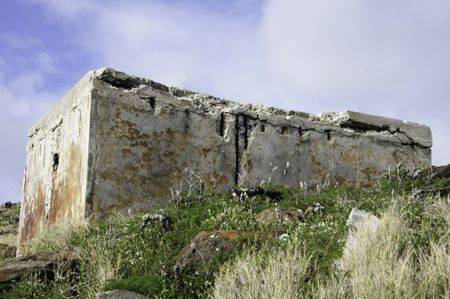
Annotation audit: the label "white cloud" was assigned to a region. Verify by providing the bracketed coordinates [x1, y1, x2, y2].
[0, 52, 60, 202]
[260, 0, 450, 164]
[2, 0, 449, 203]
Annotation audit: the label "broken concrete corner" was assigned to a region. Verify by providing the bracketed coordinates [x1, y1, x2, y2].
[18, 68, 432, 248]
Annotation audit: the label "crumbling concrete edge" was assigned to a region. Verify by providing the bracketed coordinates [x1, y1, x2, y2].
[93, 68, 432, 151]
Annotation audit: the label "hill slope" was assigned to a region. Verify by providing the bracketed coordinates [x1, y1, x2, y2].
[1, 169, 449, 298]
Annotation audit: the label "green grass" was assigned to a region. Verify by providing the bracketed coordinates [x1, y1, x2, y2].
[1, 169, 448, 298]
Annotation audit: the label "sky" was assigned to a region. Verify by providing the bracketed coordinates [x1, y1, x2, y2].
[0, 0, 449, 203]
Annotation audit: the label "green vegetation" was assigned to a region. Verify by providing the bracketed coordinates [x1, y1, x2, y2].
[1, 170, 448, 298]
[0, 202, 20, 251]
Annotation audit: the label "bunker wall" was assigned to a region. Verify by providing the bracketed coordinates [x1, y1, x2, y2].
[83, 69, 431, 220]
[18, 72, 94, 246]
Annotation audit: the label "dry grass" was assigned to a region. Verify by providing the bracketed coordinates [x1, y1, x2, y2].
[21, 223, 78, 255]
[315, 205, 449, 299]
[74, 235, 123, 296]
[213, 200, 449, 299]
[21, 221, 124, 298]
[0, 233, 17, 247]
[212, 243, 312, 299]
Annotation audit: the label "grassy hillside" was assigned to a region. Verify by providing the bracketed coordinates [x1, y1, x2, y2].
[0, 203, 20, 249]
[1, 169, 449, 298]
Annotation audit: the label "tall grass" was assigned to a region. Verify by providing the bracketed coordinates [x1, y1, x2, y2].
[212, 242, 312, 299]
[20, 217, 126, 298]
[316, 201, 449, 299]
[213, 198, 449, 299]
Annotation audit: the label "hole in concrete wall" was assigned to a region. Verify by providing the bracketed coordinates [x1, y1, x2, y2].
[149, 97, 156, 109]
[183, 109, 190, 132]
[281, 126, 288, 135]
[326, 130, 331, 141]
[218, 112, 225, 137]
[261, 124, 265, 132]
[298, 127, 303, 136]
[243, 115, 249, 149]
[52, 153, 59, 172]
[141, 96, 156, 109]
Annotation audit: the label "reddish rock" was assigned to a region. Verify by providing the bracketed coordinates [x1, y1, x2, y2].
[0, 252, 77, 283]
[175, 230, 239, 272]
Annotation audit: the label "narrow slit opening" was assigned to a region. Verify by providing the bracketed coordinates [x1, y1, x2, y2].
[52, 153, 59, 172]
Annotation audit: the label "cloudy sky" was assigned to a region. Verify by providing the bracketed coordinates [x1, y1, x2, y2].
[0, 0, 449, 203]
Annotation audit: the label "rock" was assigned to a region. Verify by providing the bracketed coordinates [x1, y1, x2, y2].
[0, 244, 16, 259]
[0, 252, 78, 283]
[346, 208, 380, 232]
[141, 209, 172, 231]
[432, 164, 450, 179]
[96, 290, 149, 299]
[175, 230, 239, 272]
[0, 225, 16, 235]
[232, 187, 282, 201]
[304, 203, 325, 217]
[255, 208, 304, 225]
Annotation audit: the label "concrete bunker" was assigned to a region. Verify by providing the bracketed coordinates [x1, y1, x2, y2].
[18, 68, 432, 247]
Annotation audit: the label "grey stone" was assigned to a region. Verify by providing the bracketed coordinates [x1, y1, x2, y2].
[141, 210, 172, 231]
[18, 68, 432, 249]
[346, 208, 381, 231]
[255, 208, 304, 225]
[304, 203, 325, 217]
[96, 290, 149, 299]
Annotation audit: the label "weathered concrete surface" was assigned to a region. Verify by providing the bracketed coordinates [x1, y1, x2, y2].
[18, 68, 432, 247]
[18, 71, 93, 248]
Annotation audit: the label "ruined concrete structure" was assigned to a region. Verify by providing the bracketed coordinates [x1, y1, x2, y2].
[18, 68, 432, 246]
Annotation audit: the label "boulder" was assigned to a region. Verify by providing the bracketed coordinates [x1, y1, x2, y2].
[0, 252, 77, 283]
[96, 290, 149, 299]
[232, 187, 282, 201]
[175, 230, 239, 272]
[346, 208, 380, 232]
[304, 203, 325, 217]
[255, 208, 304, 225]
[141, 210, 172, 232]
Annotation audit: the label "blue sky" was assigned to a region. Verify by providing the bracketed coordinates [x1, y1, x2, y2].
[1, 0, 449, 203]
